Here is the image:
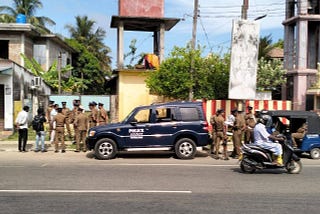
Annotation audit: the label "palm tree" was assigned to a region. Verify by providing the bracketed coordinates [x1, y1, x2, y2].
[258, 34, 273, 59]
[0, 0, 55, 33]
[65, 15, 112, 94]
[65, 15, 106, 52]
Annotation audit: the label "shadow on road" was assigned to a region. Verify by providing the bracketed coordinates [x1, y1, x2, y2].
[231, 167, 288, 175]
[85, 150, 210, 160]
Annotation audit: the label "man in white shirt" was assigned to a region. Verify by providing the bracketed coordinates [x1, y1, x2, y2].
[15, 106, 30, 152]
[254, 114, 284, 166]
[50, 104, 58, 143]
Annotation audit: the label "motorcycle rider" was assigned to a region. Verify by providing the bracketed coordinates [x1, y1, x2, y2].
[253, 114, 284, 166]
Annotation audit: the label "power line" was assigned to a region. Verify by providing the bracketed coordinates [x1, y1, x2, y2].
[199, 16, 213, 52]
[201, 1, 285, 9]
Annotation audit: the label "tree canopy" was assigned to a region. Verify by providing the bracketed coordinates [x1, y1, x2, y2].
[21, 53, 85, 94]
[146, 44, 230, 100]
[147, 35, 286, 100]
[65, 15, 112, 94]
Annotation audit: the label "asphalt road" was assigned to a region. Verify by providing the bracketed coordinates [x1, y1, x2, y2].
[0, 151, 320, 214]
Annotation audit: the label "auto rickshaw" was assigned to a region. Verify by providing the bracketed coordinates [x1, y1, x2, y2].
[263, 110, 320, 159]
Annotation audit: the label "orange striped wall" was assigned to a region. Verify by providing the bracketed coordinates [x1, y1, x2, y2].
[203, 100, 292, 129]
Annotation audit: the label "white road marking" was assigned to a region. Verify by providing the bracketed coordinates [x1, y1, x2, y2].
[0, 190, 192, 194]
[0, 166, 24, 168]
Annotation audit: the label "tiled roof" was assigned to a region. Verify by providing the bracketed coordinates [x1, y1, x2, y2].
[267, 47, 284, 58]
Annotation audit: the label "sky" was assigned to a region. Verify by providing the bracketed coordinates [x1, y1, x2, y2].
[2, 0, 285, 69]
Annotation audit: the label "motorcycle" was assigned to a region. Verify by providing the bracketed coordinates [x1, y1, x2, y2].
[239, 134, 302, 174]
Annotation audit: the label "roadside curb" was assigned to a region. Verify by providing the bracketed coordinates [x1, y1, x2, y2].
[0, 141, 76, 152]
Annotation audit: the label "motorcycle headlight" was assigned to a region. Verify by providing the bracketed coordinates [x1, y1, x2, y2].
[89, 130, 96, 137]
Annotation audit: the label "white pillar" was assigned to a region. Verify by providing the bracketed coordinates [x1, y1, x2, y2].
[159, 23, 165, 63]
[117, 21, 124, 69]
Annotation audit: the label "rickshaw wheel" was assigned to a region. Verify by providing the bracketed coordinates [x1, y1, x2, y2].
[310, 148, 320, 159]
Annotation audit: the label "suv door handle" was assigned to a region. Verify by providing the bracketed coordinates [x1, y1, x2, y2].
[171, 123, 178, 128]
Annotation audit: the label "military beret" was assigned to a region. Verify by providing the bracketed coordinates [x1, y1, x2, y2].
[231, 108, 238, 113]
[217, 109, 225, 114]
[98, 102, 104, 106]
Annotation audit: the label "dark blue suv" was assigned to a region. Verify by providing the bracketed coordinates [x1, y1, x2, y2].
[86, 101, 210, 160]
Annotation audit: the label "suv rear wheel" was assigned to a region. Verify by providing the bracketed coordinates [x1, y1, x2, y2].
[175, 138, 197, 159]
[94, 138, 118, 160]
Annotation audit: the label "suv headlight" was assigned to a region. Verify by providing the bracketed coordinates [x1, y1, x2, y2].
[89, 130, 96, 137]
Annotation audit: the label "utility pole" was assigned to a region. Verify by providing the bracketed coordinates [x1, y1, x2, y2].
[58, 52, 62, 95]
[189, 0, 199, 101]
[241, 0, 249, 20]
[240, 0, 249, 111]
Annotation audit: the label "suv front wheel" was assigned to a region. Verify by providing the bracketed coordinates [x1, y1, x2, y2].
[94, 138, 118, 160]
[175, 138, 197, 159]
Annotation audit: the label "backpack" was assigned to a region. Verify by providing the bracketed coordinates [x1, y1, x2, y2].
[32, 115, 42, 131]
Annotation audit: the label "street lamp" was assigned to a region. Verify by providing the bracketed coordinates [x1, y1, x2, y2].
[254, 14, 267, 21]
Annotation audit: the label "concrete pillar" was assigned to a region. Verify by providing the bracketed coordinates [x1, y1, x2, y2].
[296, 20, 308, 69]
[153, 31, 159, 56]
[293, 74, 308, 110]
[298, 0, 308, 14]
[308, 24, 317, 69]
[159, 23, 165, 63]
[117, 21, 124, 69]
[318, 26, 320, 63]
[284, 25, 295, 70]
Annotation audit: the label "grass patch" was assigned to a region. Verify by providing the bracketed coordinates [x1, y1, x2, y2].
[4, 128, 38, 141]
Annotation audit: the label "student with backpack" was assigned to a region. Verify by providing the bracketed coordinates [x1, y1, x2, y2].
[33, 107, 47, 152]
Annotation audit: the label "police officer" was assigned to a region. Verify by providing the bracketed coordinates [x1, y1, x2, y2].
[209, 111, 218, 154]
[74, 106, 88, 152]
[211, 109, 228, 160]
[88, 102, 98, 128]
[46, 100, 54, 137]
[98, 102, 108, 125]
[244, 106, 256, 144]
[61, 101, 72, 139]
[53, 107, 66, 153]
[231, 109, 246, 158]
[70, 100, 80, 145]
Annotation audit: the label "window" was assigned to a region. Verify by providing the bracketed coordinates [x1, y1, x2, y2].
[0, 40, 9, 59]
[133, 109, 151, 123]
[33, 44, 47, 65]
[156, 107, 175, 122]
[180, 107, 200, 121]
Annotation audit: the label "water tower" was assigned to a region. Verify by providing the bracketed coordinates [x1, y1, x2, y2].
[111, 0, 180, 69]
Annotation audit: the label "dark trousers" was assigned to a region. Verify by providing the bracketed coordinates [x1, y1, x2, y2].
[18, 128, 28, 151]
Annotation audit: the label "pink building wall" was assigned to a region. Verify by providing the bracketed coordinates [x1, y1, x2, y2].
[119, 0, 164, 17]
